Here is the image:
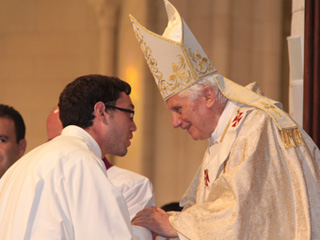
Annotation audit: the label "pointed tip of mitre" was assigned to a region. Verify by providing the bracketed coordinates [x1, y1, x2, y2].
[162, 0, 183, 42]
[128, 14, 138, 26]
[129, 0, 183, 43]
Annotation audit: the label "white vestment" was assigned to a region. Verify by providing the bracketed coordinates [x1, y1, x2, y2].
[108, 166, 155, 220]
[0, 125, 151, 240]
[169, 101, 320, 240]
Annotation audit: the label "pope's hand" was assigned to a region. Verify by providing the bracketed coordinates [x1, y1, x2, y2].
[132, 206, 178, 239]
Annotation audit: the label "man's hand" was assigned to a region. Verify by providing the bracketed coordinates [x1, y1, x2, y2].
[132, 206, 178, 238]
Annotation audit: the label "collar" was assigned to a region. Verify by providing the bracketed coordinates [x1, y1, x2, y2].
[209, 100, 237, 145]
[61, 125, 102, 159]
[102, 157, 113, 170]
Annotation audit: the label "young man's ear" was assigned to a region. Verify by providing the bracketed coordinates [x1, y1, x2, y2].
[18, 139, 27, 158]
[202, 86, 216, 108]
[93, 102, 107, 122]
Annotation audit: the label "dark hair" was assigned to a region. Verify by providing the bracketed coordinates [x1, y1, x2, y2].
[58, 74, 131, 128]
[0, 104, 26, 143]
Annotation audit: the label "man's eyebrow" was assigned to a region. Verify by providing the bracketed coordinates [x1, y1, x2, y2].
[170, 106, 182, 113]
[0, 135, 9, 140]
[171, 106, 181, 112]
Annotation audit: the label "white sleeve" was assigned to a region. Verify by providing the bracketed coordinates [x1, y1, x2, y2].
[108, 167, 155, 220]
[123, 178, 155, 219]
[132, 226, 153, 240]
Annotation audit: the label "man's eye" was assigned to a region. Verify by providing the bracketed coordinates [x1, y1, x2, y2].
[173, 107, 182, 114]
[0, 138, 8, 143]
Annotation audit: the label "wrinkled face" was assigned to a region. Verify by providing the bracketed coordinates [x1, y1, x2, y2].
[166, 93, 214, 140]
[0, 117, 25, 177]
[105, 92, 137, 156]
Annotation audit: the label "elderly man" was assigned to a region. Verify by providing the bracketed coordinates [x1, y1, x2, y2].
[0, 104, 26, 178]
[0, 75, 151, 239]
[129, 1, 320, 239]
[46, 106, 155, 220]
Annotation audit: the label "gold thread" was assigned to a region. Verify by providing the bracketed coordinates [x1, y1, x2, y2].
[281, 128, 305, 148]
[132, 19, 217, 101]
[188, 48, 214, 75]
[258, 101, 282, 117]
[159, 54, 193, 97]
[219, 118, 232, 143]
[212, 74, 297, 130]
[182, 45, 198, 81]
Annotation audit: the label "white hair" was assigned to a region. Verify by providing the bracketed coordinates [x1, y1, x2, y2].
[178, 75, 228, 104]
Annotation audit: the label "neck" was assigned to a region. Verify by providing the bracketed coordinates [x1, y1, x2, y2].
[210, 99, 228, 133]
[85, 126, 106, 157]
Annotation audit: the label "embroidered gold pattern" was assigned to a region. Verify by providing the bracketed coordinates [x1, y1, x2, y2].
[158, 55, 193, 96]
[188, 49, 214, 75]
[281, 128, 305, 148]
[132, 24, 163, 86]
[258, 101, 282, 117]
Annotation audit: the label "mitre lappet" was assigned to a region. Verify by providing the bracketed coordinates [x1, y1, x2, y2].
[129, 0, 303, 148]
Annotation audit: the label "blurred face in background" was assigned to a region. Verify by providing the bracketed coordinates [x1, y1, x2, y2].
[0, 117, 26, 177]
[46, 107, 63, 141]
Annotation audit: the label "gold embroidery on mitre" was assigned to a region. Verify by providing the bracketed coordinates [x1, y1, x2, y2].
[132, 24, 164, 87]
[188, 48, 214, 75]
[158, 55, 193, 97]
[258, 101, 282, 117]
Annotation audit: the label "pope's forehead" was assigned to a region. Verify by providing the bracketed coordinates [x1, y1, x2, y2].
[166, 93, 189, 107]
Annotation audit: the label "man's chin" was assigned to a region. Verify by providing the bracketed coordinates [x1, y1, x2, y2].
[191, 136, 201, 141]
[189, 132, 207, 141]
[121, 148, 128, 157]
[114, 148, 128, 157]
[189, 132, 200, 141]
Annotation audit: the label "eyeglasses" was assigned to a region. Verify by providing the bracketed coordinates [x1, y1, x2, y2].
[105, 105, 135, 121]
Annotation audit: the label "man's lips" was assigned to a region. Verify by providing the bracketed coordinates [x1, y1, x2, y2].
[182, 125, 191, 133]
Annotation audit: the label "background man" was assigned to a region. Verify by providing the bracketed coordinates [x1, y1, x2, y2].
[46, 106, 63, 141]
[0, 74, 151, 239]
[46, 106, 155, 220]
[0, 104, 27, 178]
[130, 1, 320, 239]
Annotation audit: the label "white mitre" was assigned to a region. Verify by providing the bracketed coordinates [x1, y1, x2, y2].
[129, 0, 303, 148]
[130, 0, 216, 101]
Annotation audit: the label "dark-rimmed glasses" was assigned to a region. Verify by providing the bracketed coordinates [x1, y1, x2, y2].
[105, 105, 135, 121]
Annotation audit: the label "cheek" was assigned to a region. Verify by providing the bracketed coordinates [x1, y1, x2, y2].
[6, 145, 19, 158]
[0, 145, 16, 163]
[114, 124, 128, 139]
[189, 105, 204, 123]
[0, 145, 10, 155]
[189, 108, 209, 135]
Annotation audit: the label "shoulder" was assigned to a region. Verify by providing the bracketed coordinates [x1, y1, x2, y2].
[30, 136, 102, 178]
[227, 105, 280, 155]
[107, 166, 152, 189]
[235, 105, 276, 135]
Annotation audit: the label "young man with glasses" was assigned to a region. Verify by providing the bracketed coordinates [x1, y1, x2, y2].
[0, 74, 151, 239]
[46, 106, 155, 221]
